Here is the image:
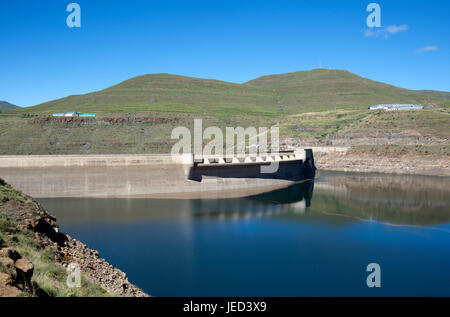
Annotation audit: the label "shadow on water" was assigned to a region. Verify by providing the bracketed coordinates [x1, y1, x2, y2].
[188, 160, 309, 182]
[248, 181, 314, 206]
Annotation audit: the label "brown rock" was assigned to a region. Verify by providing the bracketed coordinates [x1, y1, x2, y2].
[14, 257, 34, 292]
[24, 218, 33, 229]
[0, 256, 16, 278]
[0, 272, 22, 297]
[0, 272, 12, 286]
[46, 213, 56, 222]
[0, 247, 22, 262]
[32, 218, 67, 246]
[6, 226, 18, 234]
[0, 256, 14, 267]
[0, 286, 22, 297]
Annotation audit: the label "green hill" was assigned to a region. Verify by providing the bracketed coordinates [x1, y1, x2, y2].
[1, 69, 449, 155]
[245, 69, 449, 112]
[0, 101, 19, 110]
[13, 69, 450, 116]
[18, 74, 276, 117]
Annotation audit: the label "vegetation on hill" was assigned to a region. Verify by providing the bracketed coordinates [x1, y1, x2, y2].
[0, 101, 19, 111]
[245, 69, 450, 113]
[8, 69, 450, 116]
[0, 69, 448, 155]
[279, 107, 450, 143]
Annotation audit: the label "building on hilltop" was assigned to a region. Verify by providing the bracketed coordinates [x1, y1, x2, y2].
[369, 104, 425, 111]
[52, 111, 96, 117]
[64, 111, 78, 117]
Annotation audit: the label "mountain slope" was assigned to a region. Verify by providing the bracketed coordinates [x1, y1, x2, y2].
[20, 74, 277, 116]
[14, 70, 450, 116]
[0, 101, 19, 110]
[244, 69, 449, 112]
[0, 69, 449, 155]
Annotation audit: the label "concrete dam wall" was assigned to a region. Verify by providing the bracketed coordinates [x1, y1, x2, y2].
[0, 151, 314, 199]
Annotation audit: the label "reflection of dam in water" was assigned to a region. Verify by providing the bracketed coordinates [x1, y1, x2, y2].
[192, 181, 314, 220]
[37, 171, 450, 226]
[310, 171, 450, 225]
[38, 181, 315, 224]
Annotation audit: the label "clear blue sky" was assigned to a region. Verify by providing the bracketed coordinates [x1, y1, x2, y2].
[0, 0, 448, 107]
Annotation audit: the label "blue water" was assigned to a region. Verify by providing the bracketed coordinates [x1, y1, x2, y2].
[38, 172, 450, 296]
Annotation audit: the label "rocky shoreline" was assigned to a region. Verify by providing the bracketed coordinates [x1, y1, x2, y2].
[0, 178, 149, 297]
[55, 235, 148, 297]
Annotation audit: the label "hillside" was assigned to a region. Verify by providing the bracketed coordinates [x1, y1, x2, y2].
[0, 69, 449, 156]
[12, 69, 450, 116]
[18, 74, 277, 117]
[245, 69, 449, 113]
[0, 101, 19, 111]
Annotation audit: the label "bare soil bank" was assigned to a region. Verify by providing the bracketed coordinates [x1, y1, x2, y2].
[315, 151, 450, 177]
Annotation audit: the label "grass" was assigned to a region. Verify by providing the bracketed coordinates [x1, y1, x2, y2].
[0, 69, 449, 155]
[281, 108, 450, 139]
[0, 221, 111, 297]
[279, 109, 369, 139]
[0, 181, 35, 207]
[0, 111, 279, 154]
[340, 108, 450, 139]
[0, 182, 112, 297]
[7, 69, 450, 116]
[0, 108, 448, 155]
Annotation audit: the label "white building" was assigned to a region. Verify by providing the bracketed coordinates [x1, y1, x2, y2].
[64, 111, 78, 117]
[79, 113, 96, 117]
[369, 104, 424, 111]
[52, 111, 96, 117]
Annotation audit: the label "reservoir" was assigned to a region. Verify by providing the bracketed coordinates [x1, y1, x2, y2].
[38, 171, 450, 296]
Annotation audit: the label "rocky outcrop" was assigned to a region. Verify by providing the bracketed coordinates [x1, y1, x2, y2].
[28, 217, 67, 246]
[0, 256, 15, 278]
[14, 258, 34, 292]
[0, 248, 34, 295]
[0, 179, 149, 297]
[31, 116, 178, 126]
[0, 272, 21, 297]
[0, 212, 148, 297]
[0, 247, 22, 262]
[55, 237, 147, 297]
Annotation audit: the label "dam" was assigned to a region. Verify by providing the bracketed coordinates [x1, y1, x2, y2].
[0, 149, 315, 199]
